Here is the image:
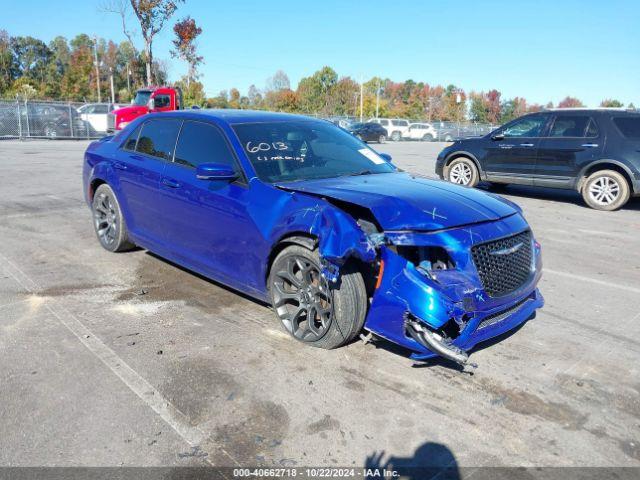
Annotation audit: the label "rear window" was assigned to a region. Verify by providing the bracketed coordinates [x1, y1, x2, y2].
[135, 119, 181, 160]
[613, 117, 640, 139]
[549, 116, 593, 137]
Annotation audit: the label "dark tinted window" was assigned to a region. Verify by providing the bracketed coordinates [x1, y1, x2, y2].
[503, 115, 547, 137]
[613, 117, 640, 139]
[123, 124, 142, 151]
[135, 119, 181, 160]
[154, 95, 171, 108]
[585, 119, 599, 137]
[174, 121, 237, 169]
[550, 116, 591, 137]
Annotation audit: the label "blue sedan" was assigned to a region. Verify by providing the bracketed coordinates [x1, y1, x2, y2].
[83, 110, 543, 367]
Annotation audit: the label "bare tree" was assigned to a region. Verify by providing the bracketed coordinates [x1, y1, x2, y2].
[102, 0, 182, 85]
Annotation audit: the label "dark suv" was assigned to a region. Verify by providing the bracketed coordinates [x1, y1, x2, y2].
[436, 109, 640, 210]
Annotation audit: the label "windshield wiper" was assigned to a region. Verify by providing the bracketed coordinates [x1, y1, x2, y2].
[345, 169, 374, 177]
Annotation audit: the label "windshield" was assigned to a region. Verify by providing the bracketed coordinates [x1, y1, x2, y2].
[132, 90, 152, 106]
[348, 123, 364, 130]
[233, 120, 395, 183]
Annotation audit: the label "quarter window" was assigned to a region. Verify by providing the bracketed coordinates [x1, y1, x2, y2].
[123, 124, 142, 151]
[503, 116, 547, 138]
[380, 119, 389, 126]
[135, 119, 181, 160]
[549, 116, 592, 137]
[613, 117, 640, 139]
[174, 121, 237, 170]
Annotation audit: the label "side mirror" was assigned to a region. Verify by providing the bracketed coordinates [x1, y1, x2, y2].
[196, 163, 238, 181]
[491, 133, 505, 141]
[148, 98, 155, 110]
[379, 153, 392, 162]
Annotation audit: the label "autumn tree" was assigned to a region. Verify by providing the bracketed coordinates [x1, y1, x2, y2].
[600, 99, 623, 108]
[557, 96, 584, 108]
[129, 0, 183, 85]
[171, 16, 203, 86]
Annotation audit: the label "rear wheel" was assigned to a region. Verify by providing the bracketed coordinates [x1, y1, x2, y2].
[445, 157, 479, 187]
[268, 245, 367, 350]
[422, 133, 434, 142]
[582, 170, 630, 211]
[92, 184, 135, 252]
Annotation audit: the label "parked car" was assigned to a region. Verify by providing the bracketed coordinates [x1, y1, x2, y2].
[435, 123, 487, 142]
[108, 86, 183, 132]
[346, 122, 388, 143]
[84, 110, 543, 366]
[406, 122, 438, 141]
[25, 104, 91, 138]
[436, 109, 640, 210]
[77, 103, 123, 133]
[369, 118, 411, 141]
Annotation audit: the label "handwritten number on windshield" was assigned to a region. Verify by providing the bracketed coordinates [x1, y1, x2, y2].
[246, 142, 289, 153]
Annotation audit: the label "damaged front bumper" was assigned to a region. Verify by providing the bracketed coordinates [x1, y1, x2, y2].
[362, 213, 544, 365]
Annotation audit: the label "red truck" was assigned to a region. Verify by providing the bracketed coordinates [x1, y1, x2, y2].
[108, 86, 183, 132]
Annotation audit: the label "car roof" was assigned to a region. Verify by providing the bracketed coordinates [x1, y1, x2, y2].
[162, 109, 319, 124]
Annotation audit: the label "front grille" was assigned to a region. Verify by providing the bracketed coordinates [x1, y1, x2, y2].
[477, 297, 531, 330]
[107, 113, 115, 131]
[471, 230, 533, 297]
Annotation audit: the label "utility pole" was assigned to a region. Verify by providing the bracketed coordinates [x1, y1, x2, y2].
[93, 36, 101, 103]
[109, 67, 115, 104]
[126, 62, 131, 95]
[359, 76, 364, 123]
[375, 79, 380, 118]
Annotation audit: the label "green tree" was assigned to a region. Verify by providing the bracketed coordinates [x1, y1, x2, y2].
[599, 99, 623, 108]
[297, 66, 338, 114]
[0, 30, 16, 94]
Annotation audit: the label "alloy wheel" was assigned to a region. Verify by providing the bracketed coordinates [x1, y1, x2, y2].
[93, 192, 117, 246]
[449, 162, 473, 185]
[272, 255, 333, 342]
[588, 176, 620, 206]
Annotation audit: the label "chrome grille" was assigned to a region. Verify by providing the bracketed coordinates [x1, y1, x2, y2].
[471, 230, 533, 297]
[477, 298, 531, 330]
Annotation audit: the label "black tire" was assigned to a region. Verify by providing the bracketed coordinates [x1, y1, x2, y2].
[444, 157, 480, 187]
[422, 133, 434, 142]
[268, 244, 367, 350]
[378, 134, 386, 144]
[582, 169, 630, 211]
[92, 184, 135, 252]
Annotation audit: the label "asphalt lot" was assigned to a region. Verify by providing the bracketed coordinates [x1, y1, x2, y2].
[1, 139, 639, 469]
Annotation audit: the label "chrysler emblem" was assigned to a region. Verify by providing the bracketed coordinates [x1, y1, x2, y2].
[490, 242, 524, 256]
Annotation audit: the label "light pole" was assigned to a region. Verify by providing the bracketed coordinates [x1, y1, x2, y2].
[375, 79, 380, 118]
[109, 67, 115, 104]
[359, 76, 364, 123]
[93, 36, 101, 103]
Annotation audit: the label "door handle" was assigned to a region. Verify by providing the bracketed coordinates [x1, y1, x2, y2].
[581, 143, 599, 148]
[519, 143, 535, 147]
[161, 178, 181, 189]
[113, 162, 128, 170]
[499, 144, 514, 149]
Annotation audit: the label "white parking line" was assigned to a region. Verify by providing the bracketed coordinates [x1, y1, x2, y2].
[545, 268, 640, 295]
[0, 253, 237, 470]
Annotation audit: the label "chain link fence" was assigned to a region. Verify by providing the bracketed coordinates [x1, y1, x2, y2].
[0, 99, 499, 142]
[0, 99, 121, 140]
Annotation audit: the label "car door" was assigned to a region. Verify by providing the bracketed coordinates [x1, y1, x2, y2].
[89, 104, 109, 132]
[483, 113, 550, 184]
[157, 119, 260, 288]
[115, 118, 181, 245]
[535, 114, 603, 188]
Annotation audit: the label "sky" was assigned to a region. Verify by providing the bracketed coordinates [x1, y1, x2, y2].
[4, 0, 639, 106]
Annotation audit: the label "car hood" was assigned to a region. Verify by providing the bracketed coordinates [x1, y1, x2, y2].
[112, 105, 148, 117]
[278, 172, 519, 231]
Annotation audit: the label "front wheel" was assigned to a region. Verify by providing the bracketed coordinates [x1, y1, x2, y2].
[378, 134, 386, 144]
[269, 245, 367, 350]
[445, 157, 479, 187]
[391, 131, 401, 142]
[582, 170, 630, 211]
[92, 184, 135, 252]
